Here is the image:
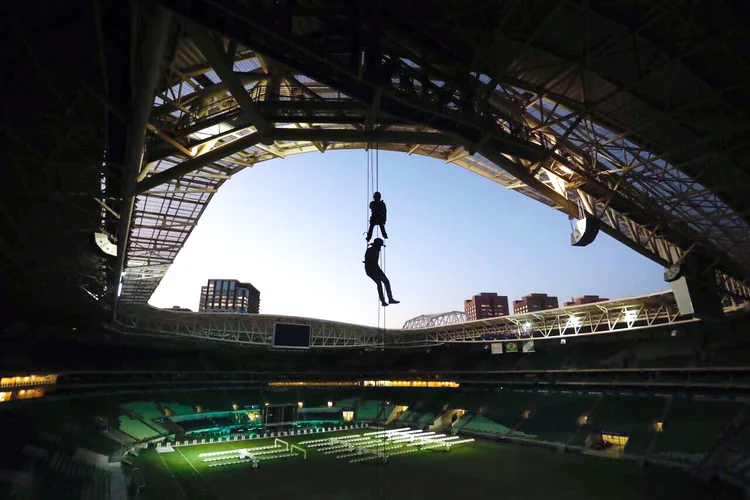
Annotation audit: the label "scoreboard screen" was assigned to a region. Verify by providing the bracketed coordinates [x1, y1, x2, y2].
[272, 323, 311, 349]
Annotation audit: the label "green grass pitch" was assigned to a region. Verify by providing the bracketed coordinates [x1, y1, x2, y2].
[134, 429, 740, 500]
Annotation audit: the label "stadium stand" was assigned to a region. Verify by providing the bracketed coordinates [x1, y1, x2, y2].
[515, 394, 598, 443]
[33, 452, 111, 500]
[653, 399, 745, 464]
[160, 402, 194, 416]
[334, 397, 360, 409]
[18, 399, 124, 456]
[577, 396, 665, 454]
[117, 415, 160, 441]
[398, 409, 414, 423]
[459, 415, 512, 435]
[416, 412, 436, 426]
[121, 401, 162, 420]
[179, 416, 235, 433]
[378, 404, 395, 421]
[355, 401, 380, 421]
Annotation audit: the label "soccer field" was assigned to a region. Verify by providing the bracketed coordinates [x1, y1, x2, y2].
[134, 429, 740, 500]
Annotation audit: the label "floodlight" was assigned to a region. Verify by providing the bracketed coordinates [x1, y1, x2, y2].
[565, 316, 580, 329]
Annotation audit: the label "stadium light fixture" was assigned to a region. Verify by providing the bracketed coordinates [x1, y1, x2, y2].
[565, 316, 580, 329]
[624, 309, 638, 326]
[297, 401, 304, 408]
[327, 401, 333, 408]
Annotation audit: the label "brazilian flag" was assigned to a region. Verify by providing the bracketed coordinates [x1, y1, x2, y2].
[505, 342, 519, 353]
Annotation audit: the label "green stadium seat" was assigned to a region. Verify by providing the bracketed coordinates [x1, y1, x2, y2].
[356, 400, 380, 420]
[653, 399, 742, 464]
[515, 395, 597, 443]
[121, 402, 162, 420]
[118, 415, 160, 441]
[161, 402, 195, 416]
[583, 396, 664, 454]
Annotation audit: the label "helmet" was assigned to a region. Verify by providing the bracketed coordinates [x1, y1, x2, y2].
[373, 238, 385, 247]
[373, 191, 381, 200]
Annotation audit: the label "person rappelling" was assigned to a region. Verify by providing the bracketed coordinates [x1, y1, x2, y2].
[366, 191, 388, 242]
[364, 238, 399, 307]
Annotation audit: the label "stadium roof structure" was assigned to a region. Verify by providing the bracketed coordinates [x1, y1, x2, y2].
[403, 312, 467, 330]
[5, 1, 750, 320]
[111, 291, 698, 348]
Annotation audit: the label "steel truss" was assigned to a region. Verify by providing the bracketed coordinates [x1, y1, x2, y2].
[402, 311, 467, 329]
[110, 1, 750, 308]
[111, 292, 697, 348]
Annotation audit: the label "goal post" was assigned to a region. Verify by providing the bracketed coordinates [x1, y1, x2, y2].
[275, 437, 307, 459]
[291, 444, 307, 460]
[274, 438, 290, 451]
[273, 438, 307, 460]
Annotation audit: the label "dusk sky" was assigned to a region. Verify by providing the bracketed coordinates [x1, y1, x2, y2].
[149, 150, 667, 327]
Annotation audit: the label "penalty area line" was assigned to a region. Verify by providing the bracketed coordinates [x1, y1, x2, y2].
[175, 447, 202, 477]
[175, 447, 221, 498]
[156, 451, 188, 500]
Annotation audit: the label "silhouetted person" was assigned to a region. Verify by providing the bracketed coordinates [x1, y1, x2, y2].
[363, 238, 399, 307]
[367, 191, 388, 241]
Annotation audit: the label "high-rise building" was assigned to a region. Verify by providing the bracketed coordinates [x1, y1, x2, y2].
[464, 293, 509, 321]
[199, 279, 260, 314]
[513, 293, 559, 314]
[564, 295, 609, 307]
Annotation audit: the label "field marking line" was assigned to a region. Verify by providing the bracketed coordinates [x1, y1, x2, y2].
[175, 447, 202, 477]
[176, 446, 223, 498]
[156, 450, 189, 500]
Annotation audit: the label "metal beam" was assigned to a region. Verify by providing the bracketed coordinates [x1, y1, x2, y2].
[136, 132, 261, 194]
[136, 129, 450, 194]
[183, 21, 271, 136]
[114, 6, 172, 318]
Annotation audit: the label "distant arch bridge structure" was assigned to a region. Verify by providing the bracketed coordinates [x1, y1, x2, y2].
[403, 312, 467, 330]
[8, 1, 750, 317]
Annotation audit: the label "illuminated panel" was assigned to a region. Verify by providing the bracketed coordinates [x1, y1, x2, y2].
[0, 392, 11, 403]
[268, 381, 359, 387]
[15, 389, 45, 400]
[0, 374, 58, 388]
[342, 410, 354, 422]
[269, 380, 459, 388]
[362, 380, 460, 388]
[602, 433, 629, 448]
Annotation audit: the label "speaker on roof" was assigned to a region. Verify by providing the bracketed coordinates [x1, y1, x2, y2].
[570, 215, 600, 247]
[93, 231, 117, 257]
[666, 254, 723, 318]
[663, 264, 683, 283]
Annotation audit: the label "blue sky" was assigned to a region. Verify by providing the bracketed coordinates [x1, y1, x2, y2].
[150, 150, 666, 327]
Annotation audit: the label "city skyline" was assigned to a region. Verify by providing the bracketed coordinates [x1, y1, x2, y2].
[149, 150, 667, 327]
